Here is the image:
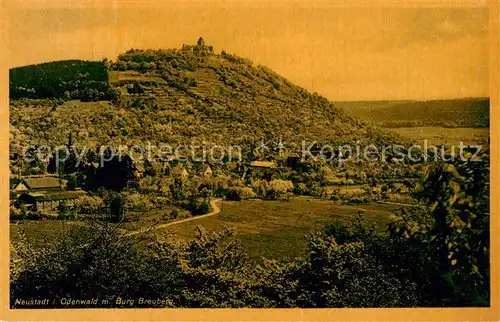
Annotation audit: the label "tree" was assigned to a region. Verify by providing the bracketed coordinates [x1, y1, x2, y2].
[267, 180, 294, 200]
[90, 154, 136, 191]
[10, 222, 161, 308]
[388, 151, 490, 306]
[75, 195, 105, 214]
[66, 174, 77, 190]
[149, 226, 252, 307]
[106, 191, 125, 222]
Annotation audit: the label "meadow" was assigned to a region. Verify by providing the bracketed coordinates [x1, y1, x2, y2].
[160, 197, 401, 261]
[10, 198, 402, 262]
[389, 127, 489, 147]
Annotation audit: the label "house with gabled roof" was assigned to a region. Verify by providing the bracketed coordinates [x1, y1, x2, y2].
[16, 190, 88, 212]
[199, 164, 213, 177]
[172, 165, 189, 180]
[13, 176, 62, 192]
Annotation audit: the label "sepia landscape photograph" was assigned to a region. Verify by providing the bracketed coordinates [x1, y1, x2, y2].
[4, 1, 495, 314]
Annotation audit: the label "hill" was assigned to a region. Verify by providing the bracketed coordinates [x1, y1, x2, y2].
[9, 60, 116, 101]
[337, 98, 489, 128]
[10, 39, 405, 153]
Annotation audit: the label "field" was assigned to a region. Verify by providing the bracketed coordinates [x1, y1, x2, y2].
[160, 197, 402, 261]
[9, 205, 179, 249]
[108, 70, 166, 84]
[337, 98, 489, 128]
[389, 127, 489, 146]
[10, 198, 402, 261]
[10, 220, 82, 252]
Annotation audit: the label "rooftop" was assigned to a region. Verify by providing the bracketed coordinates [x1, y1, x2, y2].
[249, 161, 277, 168]
[23, 177, 61, 190]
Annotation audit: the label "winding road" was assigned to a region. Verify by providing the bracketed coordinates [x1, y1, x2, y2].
[125, 198, 222, 237]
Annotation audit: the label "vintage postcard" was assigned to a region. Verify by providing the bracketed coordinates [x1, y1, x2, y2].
[1, 0, 498, 320]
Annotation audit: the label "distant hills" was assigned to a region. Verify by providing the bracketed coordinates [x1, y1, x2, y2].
[337, 98, 489, 128]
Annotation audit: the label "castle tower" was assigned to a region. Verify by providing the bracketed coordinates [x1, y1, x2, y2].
[197, 37, 206, 46]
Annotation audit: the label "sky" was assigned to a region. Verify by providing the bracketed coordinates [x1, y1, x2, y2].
[7, 3, 489, 101]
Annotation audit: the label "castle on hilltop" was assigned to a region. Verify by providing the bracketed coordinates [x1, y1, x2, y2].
[181, 37, 214, 54]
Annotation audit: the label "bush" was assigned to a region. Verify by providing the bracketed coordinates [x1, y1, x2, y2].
[294, 182, 308, 195]
[25, 211, 48, 220]
[267, 180, 294, 200]
[66, 174, 77, 190]
[75, 195, 105, 214]
[125, 193, 154, 212]
[10, 223, 160, 308]
[186, 198, 210, 216]
[330, 194, 340, 201]
[226, 187, 256, 201]
[170, 208, 191, 220]
[10, 206, 24, 220]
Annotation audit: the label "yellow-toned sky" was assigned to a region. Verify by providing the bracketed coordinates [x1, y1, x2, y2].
[7, 4, 489, 100]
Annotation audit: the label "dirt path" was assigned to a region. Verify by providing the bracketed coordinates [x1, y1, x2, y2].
[124, 198, 222, 237]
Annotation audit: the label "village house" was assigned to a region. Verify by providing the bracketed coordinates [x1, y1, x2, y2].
[172, 165, 189, 180]
[13, 176, 61, 192]
[199, 164, 213, 177]
[12, 176, 88, 212]
[15, 190, 87, 212]
[241, 160, 278, 180]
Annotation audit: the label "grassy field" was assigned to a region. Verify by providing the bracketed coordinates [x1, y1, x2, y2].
[10, 198, 403, 261]
[389, 127, 489, 147]
[9, 206, 177, 249]
[10, 220, 83, 251]
[108, 71, 165, 84]
[160, 197, 401, 261]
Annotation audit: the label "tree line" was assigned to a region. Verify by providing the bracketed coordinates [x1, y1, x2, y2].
[9, 60, 118, 101]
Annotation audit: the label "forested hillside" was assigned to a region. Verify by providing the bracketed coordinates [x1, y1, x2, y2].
[9, 60, 117, 101]
[10, 46, 404, 151]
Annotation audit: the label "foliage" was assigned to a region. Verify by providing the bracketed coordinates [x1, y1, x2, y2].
[10, 60, 115, 101]
[86, 154, 137, 191]
[10, 48, 408, 153]
[11, 219, 418, 308]
[106, 191, 125, 222]
[169, 209, 191, 220]
[10, 222, 158, 308]
[266, 180, 294, 200]
[226, 187, 257, 201]
[75, 195, 105, 214]
[10, 205, 24, 220]
[8, 43, 490, 308]
[125, 192, 154, 212]
[186, 198, 210, 216]
[387, 151, 490, 306]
